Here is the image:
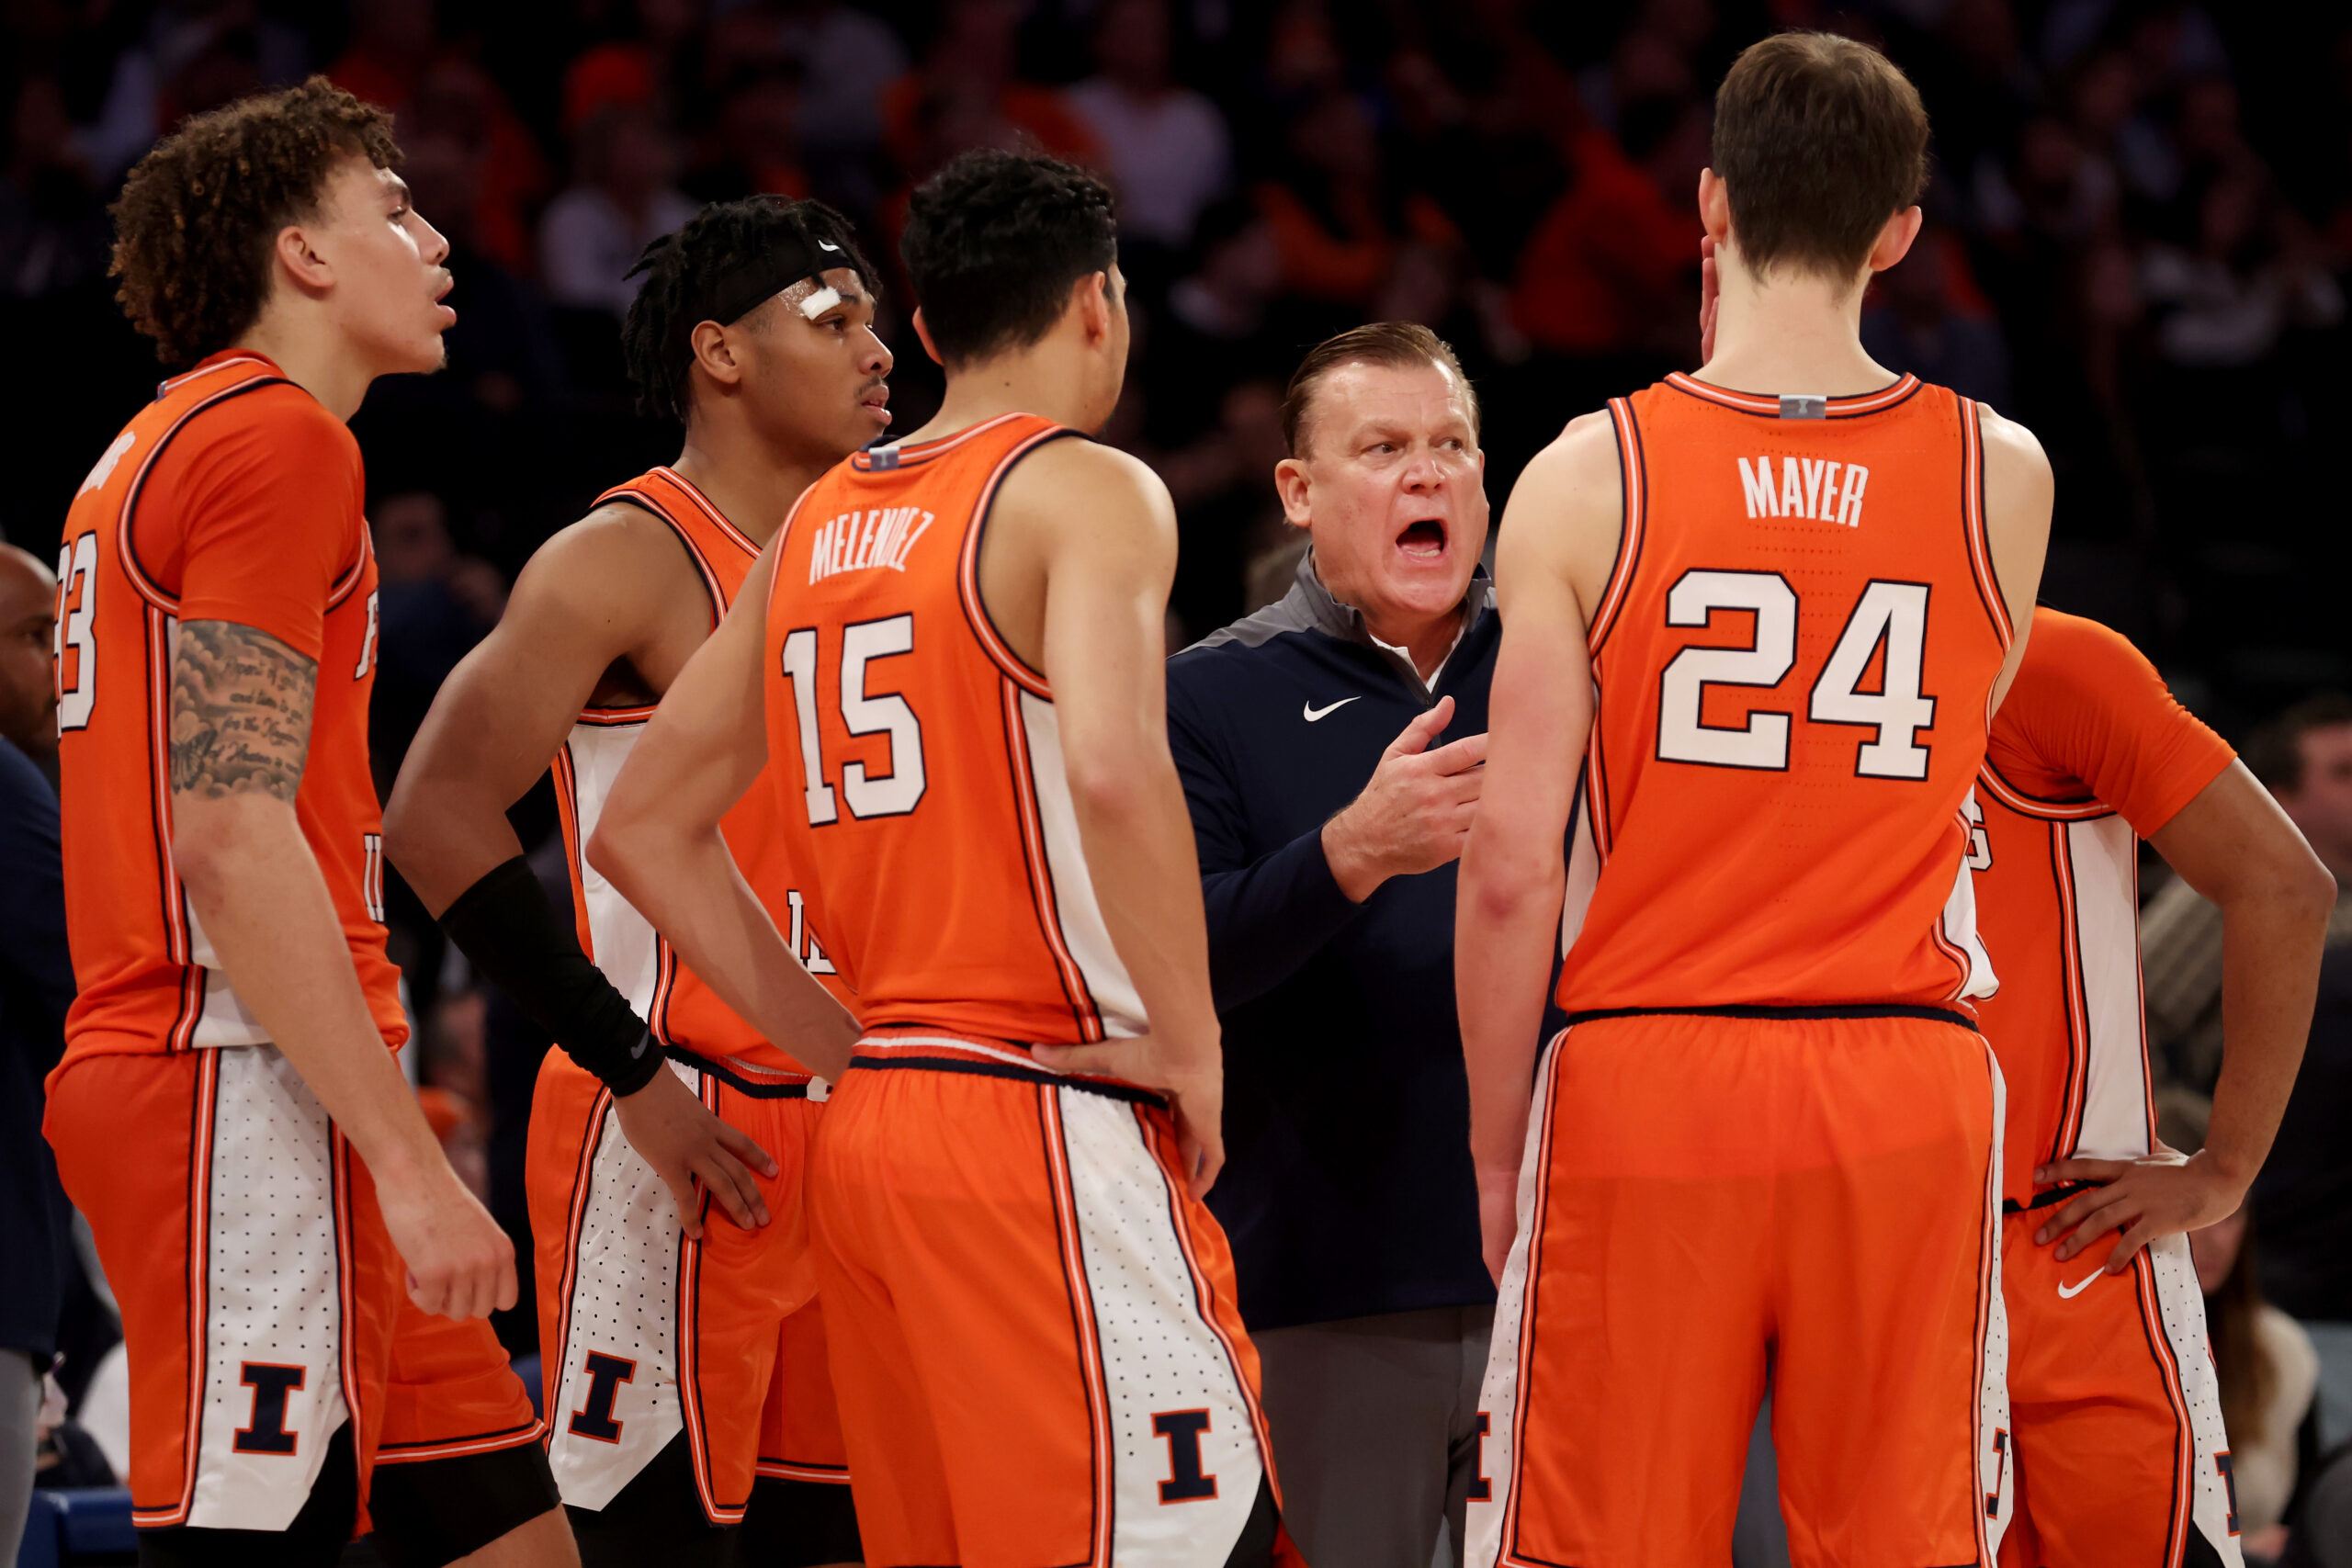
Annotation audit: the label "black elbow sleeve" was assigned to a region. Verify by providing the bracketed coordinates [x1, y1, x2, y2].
[436, 855, 664, 1097]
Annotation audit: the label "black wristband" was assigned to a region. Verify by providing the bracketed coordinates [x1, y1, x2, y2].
[437, 856, 665, 1097]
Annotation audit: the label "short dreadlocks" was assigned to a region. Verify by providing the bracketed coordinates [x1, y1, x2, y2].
[620, 197, 881, 426]
[110, 76, 401, 367]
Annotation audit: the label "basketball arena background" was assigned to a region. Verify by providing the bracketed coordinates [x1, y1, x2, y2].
[2, 0, 2350, 1536]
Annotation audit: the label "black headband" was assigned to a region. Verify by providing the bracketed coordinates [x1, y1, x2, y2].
[625, 227, 853, 327]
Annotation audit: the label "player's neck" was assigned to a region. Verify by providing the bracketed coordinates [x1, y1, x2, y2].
[908, 342, 1105, 445]
[669, 422, 829, 548]
[1698, 261, 1895, 399]
[232, 312, 378, 423]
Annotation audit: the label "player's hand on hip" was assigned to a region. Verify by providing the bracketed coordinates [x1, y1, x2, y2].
[1322, 695, 1488, 902]
[616, 1066, 779, 1239]
[377, 1164, 518, 1321]
[2033, 1148, 2247, 1273]
[1032, 1032, 1227, 1199]
[1476, 1164, 1518, 1287]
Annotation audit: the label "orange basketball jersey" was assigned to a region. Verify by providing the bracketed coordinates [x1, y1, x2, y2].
[52, 350, 401, 1067]
[761, 412, 1144, 1046]
[1556, 374, 2012, 1014]
[550, 466, 846, 1073]
[1972, 608, 2233, 1206]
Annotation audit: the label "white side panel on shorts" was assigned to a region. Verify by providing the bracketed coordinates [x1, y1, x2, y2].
[2065, 816, 2153, 1161]
[1465, 1031, 1565, 1568]
[1058, 1089, 1263, 1565]
[1020, 692, 1147, 1038]
[1978, 1042, 2014, 1556]
[2148, 1232, 2246, 1565]
[189, 1045, 352, 1530]
[547, 1057, 690, 1509]
[563, 724, 662, 1018]
[183, 905, 271, 1048]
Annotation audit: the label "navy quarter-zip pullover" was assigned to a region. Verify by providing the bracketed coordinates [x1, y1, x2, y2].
[1166, 551, 1564, 1331]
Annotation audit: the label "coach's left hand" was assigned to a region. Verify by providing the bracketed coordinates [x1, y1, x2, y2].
[2032, 1146, 2249, 1273]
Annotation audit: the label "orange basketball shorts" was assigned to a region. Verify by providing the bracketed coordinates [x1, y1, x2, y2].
[808, 1034, 1299, 1568]
[44, 1044, 544, 1535]
[1997, 1213, 2243, 1567]
[526, 1045, 846, 1526]
[1470, 1010, 2011, 1568]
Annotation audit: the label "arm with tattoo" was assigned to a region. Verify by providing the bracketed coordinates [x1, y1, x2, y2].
[169, 618, 517, 1320]
[170, 618, 316, 800]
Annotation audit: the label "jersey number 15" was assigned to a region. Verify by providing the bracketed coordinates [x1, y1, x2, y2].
[776, 614, 927, 827]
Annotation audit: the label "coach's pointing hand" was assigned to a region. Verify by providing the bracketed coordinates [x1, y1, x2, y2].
[1321, 695, 1487, 902]
[616, 1066, 780, 1238]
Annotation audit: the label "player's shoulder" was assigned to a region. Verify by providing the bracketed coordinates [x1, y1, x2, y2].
[1973, 401, 2052, 486]
[2012, 607, 2163, 701]
[1001, 433, 1174, 537]
[218, 379, 357, 456]
[511, 496, 706, 615]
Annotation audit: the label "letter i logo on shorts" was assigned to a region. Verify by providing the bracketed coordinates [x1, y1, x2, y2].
[1152, 1410, 1218, 1503]
[568, 1352, 637, 1443]
[232, 1362, 306, 1454]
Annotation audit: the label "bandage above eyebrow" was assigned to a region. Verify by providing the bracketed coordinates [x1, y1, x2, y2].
[797, 285, 843, 320]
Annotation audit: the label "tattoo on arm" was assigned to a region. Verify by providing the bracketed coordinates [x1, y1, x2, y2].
[169, 620, 318, 802]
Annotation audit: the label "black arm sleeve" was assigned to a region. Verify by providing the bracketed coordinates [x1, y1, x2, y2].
[1167, 681, 1363, 1013]
[437, 856, 664, 1096]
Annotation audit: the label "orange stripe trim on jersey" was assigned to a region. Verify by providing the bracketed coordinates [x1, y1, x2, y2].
[114, 372, 291, 615]
[678, 1070, 749, 1525]
[849, 411, 1031, 471]
[597, 484, 727, 631]
[2049, 821, 2094, 1166]
[1959, 401, 2015, 651]
[1586, 400, 1646, 657]
[325, 523, 371, 613]
[329, 1130, 365, 1506]
[1040, 1089, 1115, 1566]
[572, 705, 658, 727]
[1583, 722, 1614, 862]
[2132, 1253, 2197, 1568]
[156, 355, 274, 397]
[1661, 371, 1922, 418]
[955, 424, 1077, 700]
[649, 466, 761, 558]
[1000, 680, 1106, 1042]
[1977, 761, 2112, 822]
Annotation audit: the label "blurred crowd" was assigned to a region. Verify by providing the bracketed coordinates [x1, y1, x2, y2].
[6, 0, 2352, 1536]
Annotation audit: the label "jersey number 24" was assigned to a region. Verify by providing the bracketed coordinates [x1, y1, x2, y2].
[1657, 569, 1936, 779]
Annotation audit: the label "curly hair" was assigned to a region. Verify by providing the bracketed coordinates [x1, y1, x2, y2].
[620, 196, 880, 426]
[900, 149, 1117, 367]
[110, 76, 401, 367]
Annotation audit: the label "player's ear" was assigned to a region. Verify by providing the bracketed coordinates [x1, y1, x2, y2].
[1072, 271, 1112, 346]
[272, 221, 336, 297]
[1697, 168, 1731, 247]
[688, 319, 744, 390]
[910, 308, 944, 367]
[1273, 456, 1314, 529]
[1868, 206, 1926, 275]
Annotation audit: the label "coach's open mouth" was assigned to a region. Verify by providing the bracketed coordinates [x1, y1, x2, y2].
[1397, 518, 1448, 559]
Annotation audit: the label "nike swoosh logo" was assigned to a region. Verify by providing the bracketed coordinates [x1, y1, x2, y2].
[629, 1029, 652, 1061]
[1304, 697, 1362, 722]
[2058, 1271, 2101, 1299]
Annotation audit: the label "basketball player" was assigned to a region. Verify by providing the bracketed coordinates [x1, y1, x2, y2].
[586, 148, 1299, 1567]
[382, 196, 886, 1567]
[1968, 609, 2328, 1566]
[1456, 32, 2051, 1567]
[42, 80, 568, 1566]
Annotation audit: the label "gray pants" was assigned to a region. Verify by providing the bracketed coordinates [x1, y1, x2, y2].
[1252, 1304, 1493, 1568]
[0, 1348, 38, 1565]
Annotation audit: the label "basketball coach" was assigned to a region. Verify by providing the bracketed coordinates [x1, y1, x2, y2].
[1165, 322, 1562, 1568]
